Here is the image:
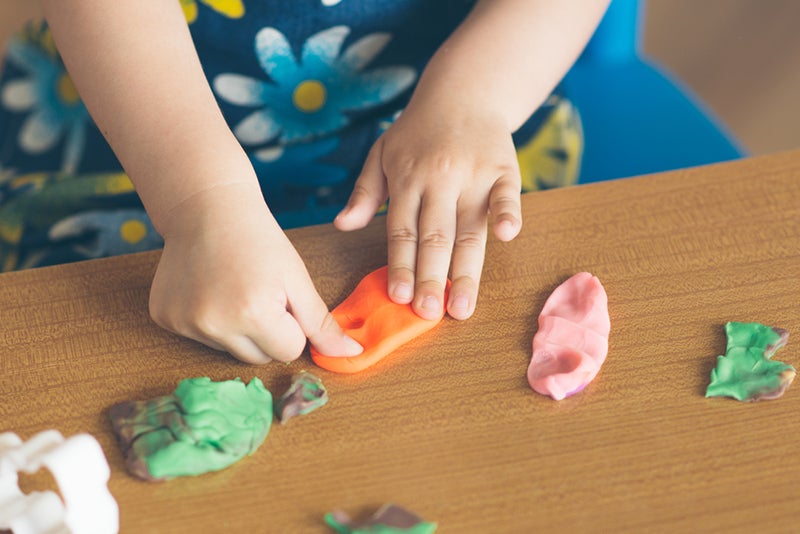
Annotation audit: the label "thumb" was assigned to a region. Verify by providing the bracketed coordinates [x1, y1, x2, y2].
[289, 274, 363, 358]
[334, 136, 389, 231]
[489, 171, 523, 242]
[306, 310, 363, 357]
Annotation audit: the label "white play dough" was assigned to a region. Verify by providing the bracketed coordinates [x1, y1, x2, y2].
[0, 430, 118, 534]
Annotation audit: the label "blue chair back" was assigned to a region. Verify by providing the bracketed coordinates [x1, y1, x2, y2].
[563, 0, 744, 183]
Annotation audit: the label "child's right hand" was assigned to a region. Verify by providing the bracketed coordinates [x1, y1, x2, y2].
[148, 183, 363, 364]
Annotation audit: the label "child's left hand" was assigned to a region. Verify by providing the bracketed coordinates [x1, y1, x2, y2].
[334, 97, 522, 322]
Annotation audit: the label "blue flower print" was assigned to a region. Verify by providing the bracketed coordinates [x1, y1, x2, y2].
[213, 26, 416, 145]
[48, 209, 163, 259]
[0, 29, 90, 174]
[250, 137, 348, 191]
[249, 136, 356, 228]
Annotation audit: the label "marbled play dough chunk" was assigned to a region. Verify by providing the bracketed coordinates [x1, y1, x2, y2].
[325, 503, 437, 534]
[312, 266, 449, 374]
[527, 272, 610, 400]
[706, 322, 794, 401]
[275, 371, 328, 423]
[109, 377, 272, 481]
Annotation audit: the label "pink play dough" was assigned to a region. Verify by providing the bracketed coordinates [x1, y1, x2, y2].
[527, 272, 610, 400]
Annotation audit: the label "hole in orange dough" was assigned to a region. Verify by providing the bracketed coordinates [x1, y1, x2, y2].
[343, 314, 365, 330]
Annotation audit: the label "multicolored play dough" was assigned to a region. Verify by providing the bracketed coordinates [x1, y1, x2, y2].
[527, 272, 610, 400]
[311, 266, 449, 374]
[706, 322, 794, 401]
[109, 377, 272, 481]
[325, 504, 437, 534]
[275, 371, 329, 423]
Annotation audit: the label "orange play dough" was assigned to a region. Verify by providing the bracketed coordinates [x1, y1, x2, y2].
[311, 266, 450, 374]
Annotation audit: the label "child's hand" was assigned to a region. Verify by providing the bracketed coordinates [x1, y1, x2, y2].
[149, 183, 363, 364]
[334, 101, 522, 322]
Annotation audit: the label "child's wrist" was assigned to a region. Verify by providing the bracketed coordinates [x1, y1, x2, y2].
[157, 180, 272, 240]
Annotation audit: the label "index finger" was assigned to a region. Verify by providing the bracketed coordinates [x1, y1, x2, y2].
[287, 272, 364, 358]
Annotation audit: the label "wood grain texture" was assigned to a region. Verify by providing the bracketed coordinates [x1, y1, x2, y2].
[1, 151, 799, 533]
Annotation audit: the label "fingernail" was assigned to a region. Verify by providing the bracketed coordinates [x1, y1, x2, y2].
[421, 295, 440, 312]
[393, 283, 413, 301]
[343, 335, 363, 355]
[450, 295, 469, 312]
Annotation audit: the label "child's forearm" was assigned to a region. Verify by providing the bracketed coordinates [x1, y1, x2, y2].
[40, 0, 260, 234]
[411, 0, 610, 132]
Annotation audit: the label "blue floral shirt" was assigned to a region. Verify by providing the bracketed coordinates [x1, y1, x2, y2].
[189, 0, 478, 226]
[0, 1, 579, 271]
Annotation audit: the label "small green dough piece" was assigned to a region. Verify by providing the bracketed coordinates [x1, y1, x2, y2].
[325, 504, 437, 534]
[275, 371, 329, 423]
[109, 377, 272, 480]
[706, 322, 795, 401]
[325, 519, 436, 534]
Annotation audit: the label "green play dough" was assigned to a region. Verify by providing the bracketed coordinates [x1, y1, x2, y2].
[706, 322, 795, 401]
[325, 514, 437, 534]
[275, 371, 329, 423]
[110, 377, 272, 480]
[324, 505, 437, 534]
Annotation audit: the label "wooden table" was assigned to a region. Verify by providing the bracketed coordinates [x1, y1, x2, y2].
[2, 151, 799, 533]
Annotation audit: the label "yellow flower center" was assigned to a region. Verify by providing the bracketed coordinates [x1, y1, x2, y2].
[292, 80, 327, 113]
[180, 0, 199, 23]
[120, 220, 147, 244]
[201, 0, 244, 18]
[57, 74, 80, 105]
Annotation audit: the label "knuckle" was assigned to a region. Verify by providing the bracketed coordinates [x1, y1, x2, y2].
[491, 194, 520, 213]
[420, 230, 452, 249]
[237, 296, 265, 323]
[497, 158, 520, 176]
[454, 229, 485, 249]
[190, 307, 222, 339]
[387, 263, 416, 282]
[388, 226, 418, 244]
[350, 182, 374, 202]
[387, 148, 466, 181]
[452, 273, 479, 289]
[385, 149, 417, 177]
[430, 152, 458, 175]
[318, 311, 341, 336]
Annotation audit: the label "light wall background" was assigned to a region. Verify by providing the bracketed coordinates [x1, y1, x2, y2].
[2, 0, 799, 157]
[643, 0, 800, 156]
